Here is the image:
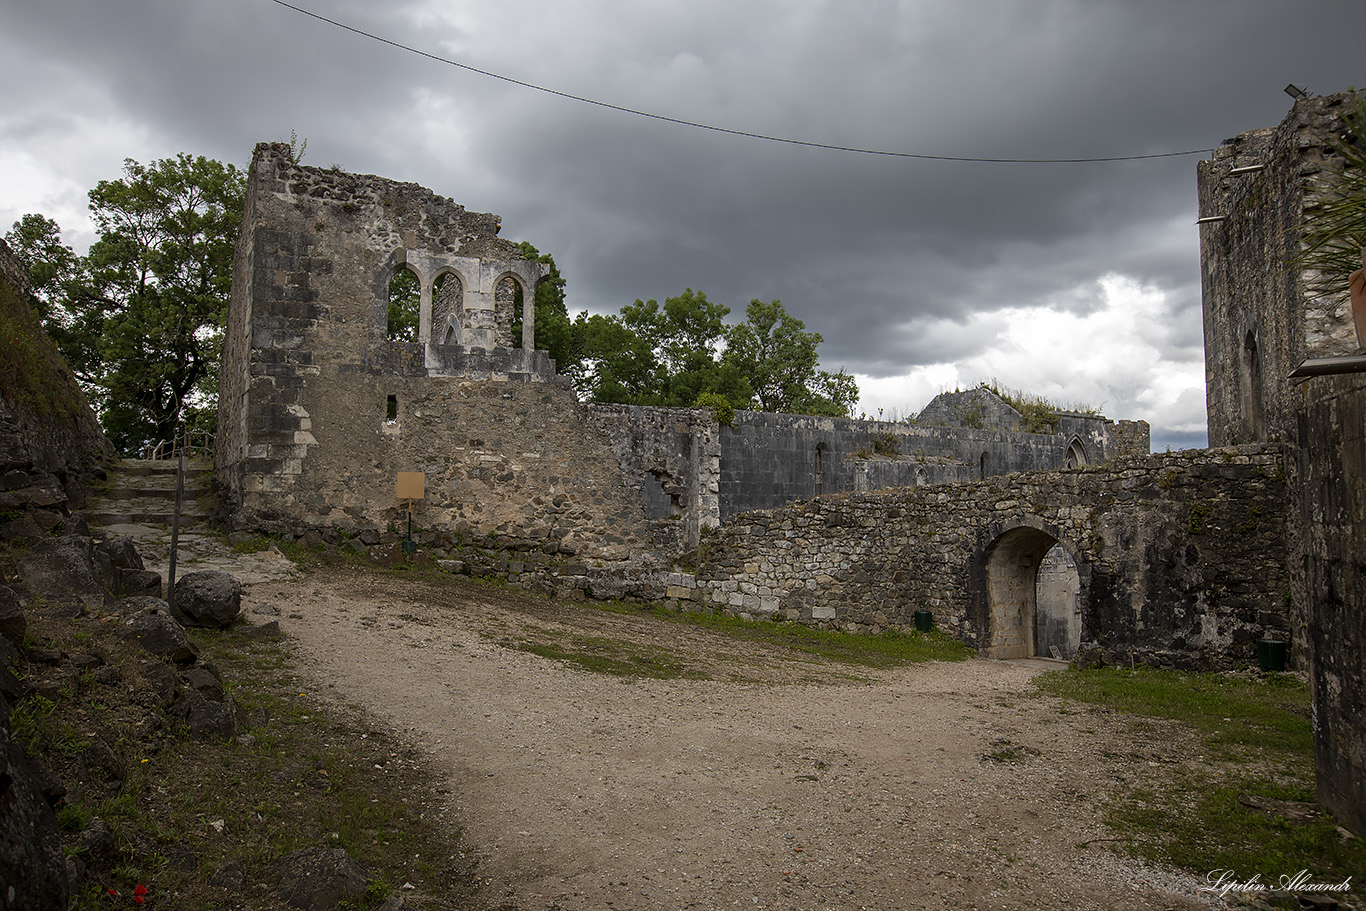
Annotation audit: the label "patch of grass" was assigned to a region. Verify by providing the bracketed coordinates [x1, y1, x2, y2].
[513, 634, 707, 681]
[601, 601, 972, 668]
[1035, 667, 1363, 885]
[980, 740, 1041, 764]
[1036, 667, 1311, 762]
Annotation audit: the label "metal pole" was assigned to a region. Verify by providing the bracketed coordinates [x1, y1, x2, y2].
[167, 451, 185, 608]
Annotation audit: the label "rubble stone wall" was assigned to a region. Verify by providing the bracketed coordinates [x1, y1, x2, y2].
[670, 446, 1288, 671]
[0, 238, 113, 540]
[1289, 371, 1366, 832]
[1198, 92, 1364, 447]
[717, 410, 1147, 520]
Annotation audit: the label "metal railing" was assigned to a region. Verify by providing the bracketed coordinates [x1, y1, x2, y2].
[147, 430, 214, 462]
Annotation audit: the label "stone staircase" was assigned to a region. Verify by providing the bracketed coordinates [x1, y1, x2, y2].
[87, 458, 214, 530]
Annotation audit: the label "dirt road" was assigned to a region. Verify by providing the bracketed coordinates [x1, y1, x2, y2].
[245, 567, 1213, 911]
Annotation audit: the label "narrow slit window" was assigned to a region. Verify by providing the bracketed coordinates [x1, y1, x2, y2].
[386, 394, 398, 422]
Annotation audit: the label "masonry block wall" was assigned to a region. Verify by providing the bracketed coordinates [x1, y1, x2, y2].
[586, 405, 721, 548]
[666, 447, 1287, 670]
[215, 144, 684, 559]
[1290, 372, 1366, 832]
[717, 407, 1147, 520]
[1198, 93, 1366, 832]
[1198, 92, 1364, 447]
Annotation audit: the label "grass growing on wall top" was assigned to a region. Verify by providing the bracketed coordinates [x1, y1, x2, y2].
[0, 278, 87, 420]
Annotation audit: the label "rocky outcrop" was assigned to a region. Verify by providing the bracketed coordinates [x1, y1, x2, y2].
[0, 523, 252, 902]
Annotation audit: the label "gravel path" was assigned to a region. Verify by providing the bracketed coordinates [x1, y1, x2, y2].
[235, 564, 1220, 911]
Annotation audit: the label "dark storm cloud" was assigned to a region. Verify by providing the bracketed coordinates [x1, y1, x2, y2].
[4, 0, 1366, 448]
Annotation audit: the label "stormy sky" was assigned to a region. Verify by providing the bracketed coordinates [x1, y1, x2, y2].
[3, 0, 1364, 450]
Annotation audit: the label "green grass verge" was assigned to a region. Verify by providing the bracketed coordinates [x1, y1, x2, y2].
[514, 634, 708, 681]
[586, 599, 972, 669]
[1035, 666, 1364, 889]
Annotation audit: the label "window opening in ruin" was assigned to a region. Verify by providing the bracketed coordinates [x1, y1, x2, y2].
[386, 395, 398, 423]
[642, 469, 681, 519]
[915, 467, 928, 486]
[1242, 331, 1266, 441]
[981, 527, 1082, 660]
[387, 267, 421, 342]
[1065, 438, 1088, 468]
[509, 277, 529, 348]
[494, 275, 518, 348]
[979, 451, 989, 480]
[433, 271, 463, 346]
[815, 442, 827, 494]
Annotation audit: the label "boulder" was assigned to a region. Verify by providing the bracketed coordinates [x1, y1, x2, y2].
[95, 534, 144, 572]
[0, 721, 70, 909]
[266, 846, 369, 911]
[176, 689, 237, 742]
[119, 599, 197, 663]
[17, 534, 104, 612]
[56, 513, 89, 537]
[93, 535, 160, 598]
[0, 512, 44, 544]
[170, 572, 241, 629]
[119, 569, 162, 599]
[73, 817, 117, 874]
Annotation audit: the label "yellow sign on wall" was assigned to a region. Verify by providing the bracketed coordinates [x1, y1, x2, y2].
[396, 471, 425, 500]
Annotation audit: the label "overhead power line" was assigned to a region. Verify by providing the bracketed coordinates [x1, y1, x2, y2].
[268, 0, 1215, 164]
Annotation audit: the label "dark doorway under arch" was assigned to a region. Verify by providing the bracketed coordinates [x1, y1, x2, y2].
[981, 526, 1083, 659]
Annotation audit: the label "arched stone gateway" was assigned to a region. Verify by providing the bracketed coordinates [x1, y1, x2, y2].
[977, 520, 1088, 660]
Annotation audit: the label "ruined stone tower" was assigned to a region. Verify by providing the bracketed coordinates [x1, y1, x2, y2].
[214, 143, 686, 558]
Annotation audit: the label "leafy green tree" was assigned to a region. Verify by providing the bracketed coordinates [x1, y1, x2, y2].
[11, 154, 245, 455]
[575, 289, 752, 409]
[511, 241, 578, 374]
[724, 298, 859, 417]
[3, 214, 79, 323]
[2, 214, 97, 380]
[386, 268, 420, 341]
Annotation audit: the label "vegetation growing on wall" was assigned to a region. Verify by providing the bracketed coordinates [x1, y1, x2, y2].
[980, 380, 1101, 433]
[1292, 92, 1366, 296]
[0, 272, 87, 421]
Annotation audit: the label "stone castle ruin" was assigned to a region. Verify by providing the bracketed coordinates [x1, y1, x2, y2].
[213, 92, 1366, 833]
[215, 142, 1148, 557]
[215, 141, 1292, 673]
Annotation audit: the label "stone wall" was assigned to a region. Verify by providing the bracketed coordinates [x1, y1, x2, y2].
[717, 406, 1146, 521]
[1288, 371, 1366, 832]
[664, 446, 1288, 670]
[1198, 92, 1364, 447]
[916, 386, 1024, 431]
[587, 404, 721, 548]
[1198, 92, 1366, 833]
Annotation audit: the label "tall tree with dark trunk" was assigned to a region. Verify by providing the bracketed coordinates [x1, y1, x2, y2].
[8, 154, 244, 455]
